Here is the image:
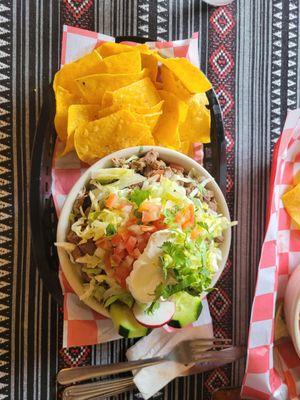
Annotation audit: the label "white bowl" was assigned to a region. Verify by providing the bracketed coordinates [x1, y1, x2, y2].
[57, 146, 232, 317]
[284, 264, 300, 357]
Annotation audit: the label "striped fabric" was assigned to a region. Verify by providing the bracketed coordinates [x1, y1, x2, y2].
[1, 1, 300, 399]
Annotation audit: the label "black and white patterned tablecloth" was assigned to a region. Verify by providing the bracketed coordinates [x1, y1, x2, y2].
[1, 1, 300, 399]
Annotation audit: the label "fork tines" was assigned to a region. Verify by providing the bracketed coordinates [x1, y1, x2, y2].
[189, 338, 232, 349]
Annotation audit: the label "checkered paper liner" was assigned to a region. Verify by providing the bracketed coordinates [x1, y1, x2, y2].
[52, 25, 210, 348]
[241, 109, 300, 400]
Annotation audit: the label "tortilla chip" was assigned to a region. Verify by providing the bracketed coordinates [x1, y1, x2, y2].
[152, 90, 187, 149]
[135, 44, 154, 54]
[143, 112, 162, 130]
[53, 50, 103, 96]
[96, 42, 151, 58]
[96, 42, 135, 58]
[62, 105, 100, 155]
[74, 109, 154, 164]
[282, 182, 300, 227]
[54, 86, 79, 142]
[141, 53, 158, 82]
[101, 50, 141, 74]
[180, 140, 192, 155]
[98, 104, 120, 118]
[156, 55, 212, 93]
[133, 100, 164, 115]
[76, 69, 149, 104]
[98, 102, 163, 130]
[179, 93, 211, 144]
[112, 77, 161, 108]
[161, 65, 191, 102]
[274, 301, 289, 341]
[102, 91, 114, 108]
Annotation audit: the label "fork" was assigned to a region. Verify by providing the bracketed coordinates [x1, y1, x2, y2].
[62, 345, 245, 400]
[58, 338, 231, 385]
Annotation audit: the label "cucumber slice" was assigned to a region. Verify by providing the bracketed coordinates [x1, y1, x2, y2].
[109, 302, 149, 338]
[168, 291, 202, 328]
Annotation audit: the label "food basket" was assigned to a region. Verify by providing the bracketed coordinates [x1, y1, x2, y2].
[30, 36, 226, 304]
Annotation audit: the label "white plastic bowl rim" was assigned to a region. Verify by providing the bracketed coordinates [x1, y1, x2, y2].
[56, 146, 232, 317]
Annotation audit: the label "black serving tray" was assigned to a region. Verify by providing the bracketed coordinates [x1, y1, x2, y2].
[30, 36, 226, 304]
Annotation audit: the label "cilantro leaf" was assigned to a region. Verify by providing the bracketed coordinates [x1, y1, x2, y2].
[128, 189, 150, 207]
[106, 223, 116, 236]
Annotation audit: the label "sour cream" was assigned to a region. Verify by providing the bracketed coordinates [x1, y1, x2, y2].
[126, 230, 173, 303]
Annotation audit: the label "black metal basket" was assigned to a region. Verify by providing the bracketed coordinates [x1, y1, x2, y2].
[30, 36, 226, 304]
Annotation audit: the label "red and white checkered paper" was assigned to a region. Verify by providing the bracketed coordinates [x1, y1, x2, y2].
[241, 109, 300, 400]
[52, 25, 208, 348]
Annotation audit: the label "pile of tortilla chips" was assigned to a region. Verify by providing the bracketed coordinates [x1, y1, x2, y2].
[53, 42, 212, 164]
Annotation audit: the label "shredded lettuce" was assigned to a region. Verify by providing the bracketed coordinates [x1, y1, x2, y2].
[128, 188, 151, 207]
[91, 168, 132, 183]
[104, 292, 134, 308]
[155, 229, 222, 299]
[76, 254, 100, 267]
[82, 266, 102, 276]
[93, 285, 106, 302]
[95, 274, 118, 287]
[146, 177, 188, 205]
[91, 168, 146, 189]
[80, 278, 96, 301]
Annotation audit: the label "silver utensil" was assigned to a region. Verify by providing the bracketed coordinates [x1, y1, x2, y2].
[62, 346, 245, 400]
[62, 377, 136, 400]
[58, 337, 231, 385]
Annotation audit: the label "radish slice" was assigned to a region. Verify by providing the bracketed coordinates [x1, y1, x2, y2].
[133, 301, 175, 328]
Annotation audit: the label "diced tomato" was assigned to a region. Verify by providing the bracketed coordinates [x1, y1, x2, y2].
[183, 204, 195, 229]
[113, 246, 126, 258]
[127, 224, 143, 236]
[140, 225, 156, 232]
[103, 253, 114, 276]
[152, 217, 167, 230]
[142, 211, 161, 223]
[143, 232, 152, 241]
[111, 253, 123, 265]
[139, 201, 161, 213]
[105, 192, 118, 209]
[96, 237, 112, 250]
[126, 217, 138, 226]
[175, 210, 185, 225]
[120, 229, 130, 242]
[117, 199, 133, 213]
[139, 202, 162, 223]
[137, 235, 148, 253]
[125, 236, 137, 254]
[122, 255, 134, 269]
[111, 234, 123, 246]
[191, 228, 201, 240]
[176, 204, 195, 229]
[114, 266, 131, 288]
